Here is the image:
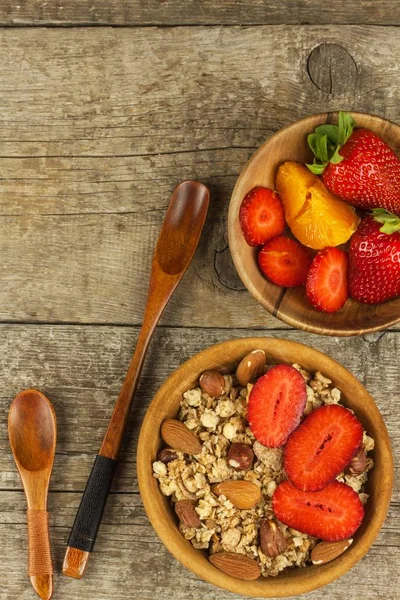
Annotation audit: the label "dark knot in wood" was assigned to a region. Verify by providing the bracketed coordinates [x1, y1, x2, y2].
[213, 244, 246, 291]
[307, 43, 358, 95]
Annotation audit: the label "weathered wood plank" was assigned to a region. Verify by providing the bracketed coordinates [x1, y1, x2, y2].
[0, 1, 399, 26]
[0, 209, 279, 327]
[0, 325, 398, 499]
[1, 501, 399, 600]
[0, 27, 397, 158]
[0, 27, 398, 326]
[0, 150, 251, 215]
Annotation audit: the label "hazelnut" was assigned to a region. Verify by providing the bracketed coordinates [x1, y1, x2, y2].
[199, 370, 225, 397]
[347, 447, 367, 475]
[174, 499, 201, 528]
[227, 443, 254, 471]
[157, 447, 178, 464]
[259, 520, 287, 558]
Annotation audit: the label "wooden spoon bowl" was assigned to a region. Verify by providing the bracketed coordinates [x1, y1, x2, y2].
[228, 112, 400, 336]
[137, 337, 393, 598]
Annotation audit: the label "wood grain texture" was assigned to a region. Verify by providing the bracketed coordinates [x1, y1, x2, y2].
[0, 10, 399, 600]
[0, 326, 399, 599]
[0, 0, 399, 26]
[0, 27, 397, 159]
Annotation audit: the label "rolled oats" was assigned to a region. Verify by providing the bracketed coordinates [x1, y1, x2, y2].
[153, 362, 374, 577]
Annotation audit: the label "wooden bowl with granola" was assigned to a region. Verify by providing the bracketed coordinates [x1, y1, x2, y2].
[137, 338, 393, 597]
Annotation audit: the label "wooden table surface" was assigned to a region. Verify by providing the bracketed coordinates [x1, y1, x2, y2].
[0, 2, 399, 599]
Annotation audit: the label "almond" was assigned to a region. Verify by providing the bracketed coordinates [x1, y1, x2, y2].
[347, 447, 367, 475]
[259, 519, 287, 557]
[227, 443, 254, 471]
[212, 480, 262, 509]
[209, 551, 261, 580]
[161, 419, 202, 455]
[174, 500, 201, 528]
[236, 349, 266, 386]
[199, 370, 225, 397]
[311, 538, 353, 565]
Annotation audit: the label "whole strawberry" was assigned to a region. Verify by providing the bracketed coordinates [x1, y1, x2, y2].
[307, 112, 400, 214]
[349, 209, 400, 304]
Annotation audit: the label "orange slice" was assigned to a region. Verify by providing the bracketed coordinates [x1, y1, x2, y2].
[276, 162, 360, 250]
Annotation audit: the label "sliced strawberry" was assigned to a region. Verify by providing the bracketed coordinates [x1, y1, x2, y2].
[284, 405, 363, 491]
[247, 364, 306, 448]
[239, 187, 285, 247]
[258, 236, 311, 287]
[306, 247, 349, 312]
[273, 480, 364, 542]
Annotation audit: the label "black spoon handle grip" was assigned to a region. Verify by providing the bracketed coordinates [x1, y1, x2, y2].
[67, 454, 118, 552]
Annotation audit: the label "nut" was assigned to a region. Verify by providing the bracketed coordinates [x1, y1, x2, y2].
[209, 552, 261, 580]
[259, 520, 287, 557]
[157, 447, 178, 464]
[227, 443, 254, 471]
[199, 370, 225, 397]
[161, 419, 202, 455]
[212, 480, 262, 509]
[174, 500, 201, 528]
[311, 539, 353, 565]
[347, 447, 367, 475]
[236, 349, 266, 386]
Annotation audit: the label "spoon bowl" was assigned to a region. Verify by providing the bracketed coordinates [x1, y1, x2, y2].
[156, 180, 210, 275]
[9, 390, 56, 473]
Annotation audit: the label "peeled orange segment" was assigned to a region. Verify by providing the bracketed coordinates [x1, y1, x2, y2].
[276, 162, 360, 250]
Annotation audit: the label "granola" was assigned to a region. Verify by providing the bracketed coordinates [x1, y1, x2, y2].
[153, 363, 374, 577]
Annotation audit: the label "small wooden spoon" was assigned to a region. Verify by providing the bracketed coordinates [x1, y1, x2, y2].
[63, 180, 210, 579]
[8, 389, 56, 600]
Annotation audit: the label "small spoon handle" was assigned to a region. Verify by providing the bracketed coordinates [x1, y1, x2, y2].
[27, 509, 54, 600]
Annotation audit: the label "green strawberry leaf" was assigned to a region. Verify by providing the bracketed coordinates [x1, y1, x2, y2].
[307, 111, 355, 174]
[372, 208, 400, 234]
[330, 146, 345, 165]
[315, 124, 340, 145]
[306, 161, 327, 175]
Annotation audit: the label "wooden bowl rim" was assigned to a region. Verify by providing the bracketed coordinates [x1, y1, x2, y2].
[227, 111, 400, 336]
[137, 337, 393, 597]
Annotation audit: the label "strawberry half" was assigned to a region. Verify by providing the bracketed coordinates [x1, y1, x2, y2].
[239, 187, 285, 246]
[349, 209, 400, 304]
[258, 236, 311, 287]
[307, 111, 400, 214]
[247, 364, 306, 448]
[273, 480, 364, 542]
[306, 247, 349, 312]
[284, 405, 363, 491]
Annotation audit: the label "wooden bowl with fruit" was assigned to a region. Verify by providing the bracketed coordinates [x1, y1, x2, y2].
[137, 338, 393, 597]
[228, 112, 400, 336]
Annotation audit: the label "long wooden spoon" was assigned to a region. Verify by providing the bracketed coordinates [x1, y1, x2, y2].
[8, 389, 56, 600]
[63, 180, 210, 579]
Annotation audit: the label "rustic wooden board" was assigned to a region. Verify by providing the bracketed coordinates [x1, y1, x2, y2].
[0, 27, 398, 327]
[0, 325, 398, 492]
[0, 326, 398, 598]
[0, 27, 397, 158]
[0, 0, 399, 26]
